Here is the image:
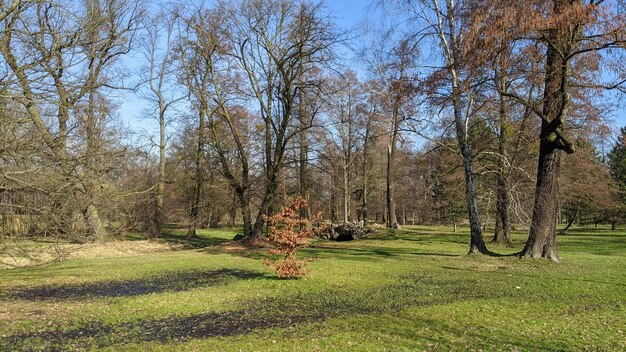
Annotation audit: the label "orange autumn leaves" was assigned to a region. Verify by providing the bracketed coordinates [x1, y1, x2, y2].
[263, 197, 324, 279]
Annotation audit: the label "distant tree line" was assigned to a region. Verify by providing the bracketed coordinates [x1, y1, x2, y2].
[1, 0, 625, 261]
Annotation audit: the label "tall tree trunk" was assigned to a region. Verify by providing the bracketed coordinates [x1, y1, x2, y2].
[520, 0, 578, 261]
[387, 109, 399, 229]
[187, 110, 205, 239]
[440, 0, 488, 254]
[83, 86, 107, 241]
[522, 138, 562, 260]
[493, 83, 511, 243]
[298, 85, 311, 221]
[451, 87, 487, 253]
[343, 164, 350, 224]
[153, 103, 166, 238]
[361, 147, 369, 225]
[330, 183, 338, 223]
[247, 112, 276, 243]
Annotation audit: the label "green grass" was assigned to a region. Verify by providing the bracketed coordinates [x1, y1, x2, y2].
[1, 226, 625, 351]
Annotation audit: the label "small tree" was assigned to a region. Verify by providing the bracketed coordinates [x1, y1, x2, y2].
[263, 197, 321, 279]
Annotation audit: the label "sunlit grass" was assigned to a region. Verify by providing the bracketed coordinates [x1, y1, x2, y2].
[1, 225, 624, 351]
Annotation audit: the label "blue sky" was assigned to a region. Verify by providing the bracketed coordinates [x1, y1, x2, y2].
[118, 0, 626, 143]
[118, 0, 371, 136]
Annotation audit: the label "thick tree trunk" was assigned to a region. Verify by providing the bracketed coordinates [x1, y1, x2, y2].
[231, 183, 252, 237]
[520, 0, 578, 261]
[521, 141, 562, 261]
[83, 203, 107, 242]
[250, 192, 274, 242]
[493, 176, 511, 243]
[249, 167, 280, 242]
[240, 195, 252, 236]
[361, 116, 372, 224]
[83, 88, 107, 242]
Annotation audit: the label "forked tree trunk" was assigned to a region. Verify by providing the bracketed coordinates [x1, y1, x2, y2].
[249, 168, 280, 243]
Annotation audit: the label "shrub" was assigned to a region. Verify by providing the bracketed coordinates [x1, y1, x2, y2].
[263, 197, 322, 278]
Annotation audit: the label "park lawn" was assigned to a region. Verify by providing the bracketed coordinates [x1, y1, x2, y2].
[0, 226, 625, 351]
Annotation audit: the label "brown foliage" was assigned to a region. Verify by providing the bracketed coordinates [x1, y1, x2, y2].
[263, 197, 323, 279]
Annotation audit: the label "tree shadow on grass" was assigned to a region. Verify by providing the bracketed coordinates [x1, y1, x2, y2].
[1, 275, 487, 351]
[158, 232, 232, 249]
[6, 268, 267, 301]
[309, 245, 463, 259]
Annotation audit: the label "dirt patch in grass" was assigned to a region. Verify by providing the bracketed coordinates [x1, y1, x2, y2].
[4, 268, 266, 301]
[0, 240, 184, 269]
[1, 275, 485, 351]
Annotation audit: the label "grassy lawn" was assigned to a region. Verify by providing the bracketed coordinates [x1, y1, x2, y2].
[0, 226, 625, 351]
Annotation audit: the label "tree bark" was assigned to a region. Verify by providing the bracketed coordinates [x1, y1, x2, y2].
[520, 0, 579, 261]
[187, 109, 205, 239]
[153, 102, 166, 238]
[250, 175, 279, 242]
[343, 164, 350, 224]
[361, 123, 370, 224]
[386, 108, 399, 229]
[298, 73, 311, 222]
[432, 0, 488, 254]
[521, 136, 563, 260]
[83, 203, 107, 242]
[493, 72, 511, 244]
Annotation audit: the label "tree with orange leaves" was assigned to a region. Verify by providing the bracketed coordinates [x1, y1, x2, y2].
[263, 197, 323, 278]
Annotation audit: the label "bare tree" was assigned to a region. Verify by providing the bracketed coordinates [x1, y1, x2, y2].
[325, 71, 365, 224]
[226, 0, 341, 241]
[0, 0, 142, 241]
[178, 4, 255, 238]
[140, 8, 184, 238]
[383, 0, 491, 252]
